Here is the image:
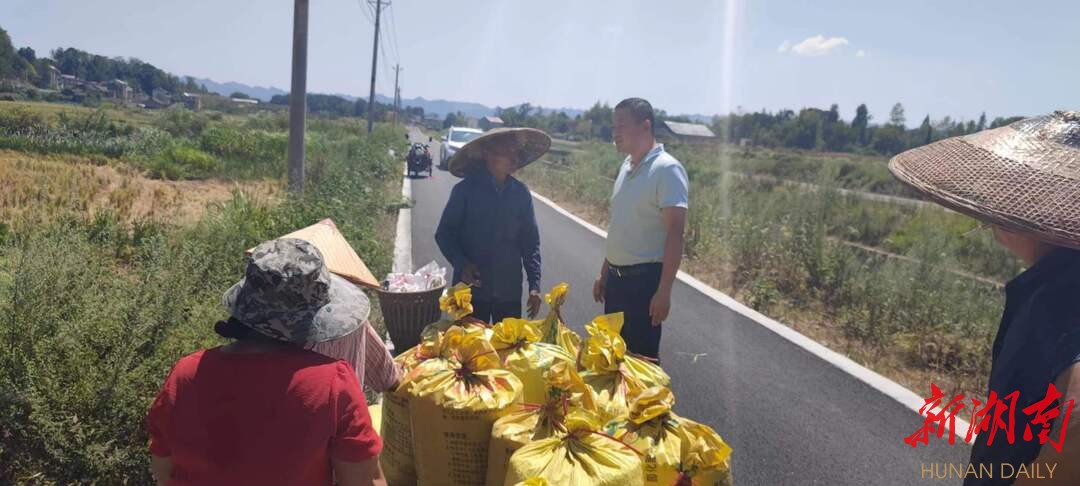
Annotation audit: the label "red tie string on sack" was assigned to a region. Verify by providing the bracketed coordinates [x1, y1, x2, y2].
[520, 393, 572, 419]
[499, 338, 530, 367]
[673, 471, 694, 486]
[453, 347, 500, 379]
[566, 429, 644, 457]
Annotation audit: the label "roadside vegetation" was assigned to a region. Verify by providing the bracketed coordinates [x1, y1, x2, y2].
[0, 100, 406, 483]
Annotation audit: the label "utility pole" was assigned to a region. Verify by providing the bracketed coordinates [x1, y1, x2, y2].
[366, 0, 386, 134]
[287, 0, 309, 193]
[392, 64, 402, 127]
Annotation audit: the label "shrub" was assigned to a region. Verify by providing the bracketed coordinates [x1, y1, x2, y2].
[0, 123, 404, 483]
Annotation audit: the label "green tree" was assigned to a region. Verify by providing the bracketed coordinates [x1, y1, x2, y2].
[990, 116, 1024, 129]
[920, 115, 932, 146]
[871, 125, 907, 154]
[0, 27, 22, 79]
[889, 103, 906, 127]
[976, 112, 987, 132]
[17, 46, 35, 63]
[852, 104, 870, 146]
[229, 91, 251, 99]
[442, 111, 466, 129]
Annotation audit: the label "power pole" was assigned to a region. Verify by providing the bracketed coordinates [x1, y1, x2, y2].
[287, 0, 308, 192]
[392, 64, 402, 127]
[365, 0, 386, 134]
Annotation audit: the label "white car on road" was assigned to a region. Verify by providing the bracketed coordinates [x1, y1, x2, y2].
[439, 126, 483, 169]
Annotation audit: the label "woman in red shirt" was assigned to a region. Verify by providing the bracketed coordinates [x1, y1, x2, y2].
[146, 238, 385, 485]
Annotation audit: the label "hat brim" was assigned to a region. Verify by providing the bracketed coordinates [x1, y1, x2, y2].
[447, 128, 552, 177]
[222, 273, 370, 344]
[889, 134, 1080, 250]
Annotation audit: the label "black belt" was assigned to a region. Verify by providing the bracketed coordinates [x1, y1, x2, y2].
[608, 262, 661, 278]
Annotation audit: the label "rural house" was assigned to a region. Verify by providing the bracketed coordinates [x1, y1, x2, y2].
[181, 92, 202, 111]
[479, 115, 504, 131]
[109, 79, 132, 103]
[657, 120, 717, 144]
[46, 65, 60, 90]
[59, 74, 79, 90]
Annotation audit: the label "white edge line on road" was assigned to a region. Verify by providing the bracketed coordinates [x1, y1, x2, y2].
[393, 173, 413, 275]
[528, 189, 974, 445]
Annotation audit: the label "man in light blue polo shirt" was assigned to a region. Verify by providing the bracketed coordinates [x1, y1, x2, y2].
[592, 97, 689, 359]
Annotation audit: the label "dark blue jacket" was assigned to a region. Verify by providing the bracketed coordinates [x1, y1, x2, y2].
[965, 248, 1080, 485]
[435, 169, 541, 304]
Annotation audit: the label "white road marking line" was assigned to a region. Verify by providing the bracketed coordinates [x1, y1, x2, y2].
[393, 172, 413, 275]
[529, 189, 974, 444]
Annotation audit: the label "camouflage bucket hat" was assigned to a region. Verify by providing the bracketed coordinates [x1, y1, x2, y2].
[222, 238, 370, 344]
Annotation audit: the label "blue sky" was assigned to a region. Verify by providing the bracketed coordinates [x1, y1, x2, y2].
[4, 0, 1077, 125]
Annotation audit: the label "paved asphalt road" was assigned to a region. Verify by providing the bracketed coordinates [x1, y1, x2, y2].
[404, 127, 971, 485]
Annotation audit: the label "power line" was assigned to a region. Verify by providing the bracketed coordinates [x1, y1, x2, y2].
[385, 4, 402, 65]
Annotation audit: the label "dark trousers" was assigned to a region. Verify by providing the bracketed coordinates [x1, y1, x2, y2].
[472, 299, 521, 325]
[604, 262, 664, 359]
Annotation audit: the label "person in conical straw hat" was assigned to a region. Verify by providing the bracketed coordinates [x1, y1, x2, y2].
[889, 111, 1080, 483]
[436, 127, 551, 324]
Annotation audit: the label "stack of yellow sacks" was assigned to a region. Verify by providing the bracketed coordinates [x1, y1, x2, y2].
[378, 282, 734, 486]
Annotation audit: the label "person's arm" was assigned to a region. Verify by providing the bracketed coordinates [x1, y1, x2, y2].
[593, 259, 610, 303]
[363, 322, 401, 392]
[520, 191, 543, 316]
[330, 363, 383, 484]
[1015, 364, 1080, 485]
[649, 162, 689, 325]
[519, 192, 542, 294]
[435, 183, 469, 271]
[650, 207, 686, 325]
[333, 457, 386, 486]
[146, 364, 177, 485]
[150, 455, 172, 486]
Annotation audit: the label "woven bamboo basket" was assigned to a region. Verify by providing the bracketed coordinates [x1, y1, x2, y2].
[376, 284, 445, 354]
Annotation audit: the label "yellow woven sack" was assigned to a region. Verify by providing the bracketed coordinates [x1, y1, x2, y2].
[486, 362, 597, 486]
[405, 329, 523, 486]
[381, 323, 487, 486]
[368, 401, 383, 431]
[514, 479, 549, 486]
[380, 328, 450, 486]
[579, 313, 670, 420]
[537, 283, 582, 356]
[608, 388, 733, 486]
[420, 283, 492, 339]
[491, 318, 574, 404]
[505, 409, 643, 486]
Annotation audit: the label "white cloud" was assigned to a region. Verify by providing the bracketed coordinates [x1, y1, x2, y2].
[777, 40, 792, 53]
[788, 35, 850, 57]
[856, 49, 866, 58]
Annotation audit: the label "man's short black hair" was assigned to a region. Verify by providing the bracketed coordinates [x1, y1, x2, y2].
[615, 97, 655, 134]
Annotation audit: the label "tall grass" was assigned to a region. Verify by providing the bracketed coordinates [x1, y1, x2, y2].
[0, 122, 406, 483]
[0, 105, 299, 181]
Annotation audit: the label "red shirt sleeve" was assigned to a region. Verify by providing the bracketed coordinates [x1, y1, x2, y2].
[146, 365, 177, 457]
[329, 361, 382, 462]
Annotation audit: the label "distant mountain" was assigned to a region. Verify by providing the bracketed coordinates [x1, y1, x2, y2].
[191, 78, 287, 101]
[187, 77, 706, 121]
